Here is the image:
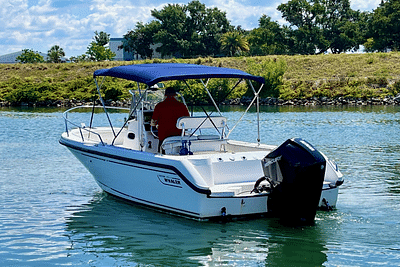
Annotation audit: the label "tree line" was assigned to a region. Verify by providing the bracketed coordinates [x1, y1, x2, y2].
[120, 0, 400, 58]
[15, 0, 400, 63]
[16, 31, 115, 63]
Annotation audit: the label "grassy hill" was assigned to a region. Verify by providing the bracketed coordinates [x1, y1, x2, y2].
[1, 52, 400, 106]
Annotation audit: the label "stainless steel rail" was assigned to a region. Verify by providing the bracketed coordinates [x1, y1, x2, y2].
[62, 105, 130, 145]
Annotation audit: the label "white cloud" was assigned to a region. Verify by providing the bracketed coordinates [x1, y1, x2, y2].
[210, 0, 282, 29]
[0, 0, 93, 55]
[29, 0, 57, 13]
[10, 31, 31, 43]
[0, 0, 383, 57]
[0, 0, 28, 10]
[88, 1, 156, 33]
[351, 0, 381, 11]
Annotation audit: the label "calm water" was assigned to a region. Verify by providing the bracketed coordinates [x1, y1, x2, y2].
[0, 105, 399, 266]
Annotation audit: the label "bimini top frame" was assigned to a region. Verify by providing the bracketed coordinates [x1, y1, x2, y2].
[93, 63, 266, 144]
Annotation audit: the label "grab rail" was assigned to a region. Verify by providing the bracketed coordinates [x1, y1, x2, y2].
[62, 105, 130, 146]
[177, 116, 226, 139]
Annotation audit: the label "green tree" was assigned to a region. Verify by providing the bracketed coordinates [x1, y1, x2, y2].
[16, 49, 44, 63]
[366, 0, 400, 52]
[94, 31, 110, 46]
[248, 15, 290, 55]
[220, 31, 250, 56]
[86, 42, 116, 61]
[86, 31, 115, 61]
[47, 45, 65, 63]
[120, 21, 160, 59]
[278, 0, 364, 54]
[187, 2, 233, 56]
[151, 3, 187, 58]
[70, 54, 90, 63]
[246, 59, 287, 98]
[181, 0, 207, 56]
[120, 0, 232, 59]
[278, 0, 324, 54]
[319, 0, 367, 53]
[151, 0, 233, 58]
[363, 37, 375, 52]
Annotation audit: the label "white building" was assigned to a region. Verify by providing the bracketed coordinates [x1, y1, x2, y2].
[109, 38, 135, 61]
[109, 38, 164, 61]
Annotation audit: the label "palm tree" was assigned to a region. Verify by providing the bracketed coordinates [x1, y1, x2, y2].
[220, 31, 250, 56]
[47, 45, 65, 63]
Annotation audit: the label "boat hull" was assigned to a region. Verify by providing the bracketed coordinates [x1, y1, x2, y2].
[61, 138, 270, 219]
[61, 137, 340, 220]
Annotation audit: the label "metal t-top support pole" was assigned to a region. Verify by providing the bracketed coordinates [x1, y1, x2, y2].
[94, 77, 116, 138]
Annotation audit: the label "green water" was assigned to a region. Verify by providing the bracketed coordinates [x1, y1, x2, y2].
[0, 105, 399, 266]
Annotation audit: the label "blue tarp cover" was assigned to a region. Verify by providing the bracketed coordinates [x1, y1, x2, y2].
[93, 63, 265, 86]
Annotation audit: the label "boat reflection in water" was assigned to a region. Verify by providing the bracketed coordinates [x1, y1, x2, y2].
[65, 193, 330, 266]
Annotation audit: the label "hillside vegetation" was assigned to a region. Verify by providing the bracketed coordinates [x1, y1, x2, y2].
[1, 52, 400, 106]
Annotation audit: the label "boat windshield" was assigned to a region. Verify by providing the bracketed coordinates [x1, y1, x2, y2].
[129, 88, 165, 111]
[129, 85, 187, 112]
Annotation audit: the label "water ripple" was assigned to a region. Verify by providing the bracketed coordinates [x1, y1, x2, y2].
[1, 106, 400, 266]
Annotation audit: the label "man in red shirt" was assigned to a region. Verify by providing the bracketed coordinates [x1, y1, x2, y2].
[151, 87, 189, 151]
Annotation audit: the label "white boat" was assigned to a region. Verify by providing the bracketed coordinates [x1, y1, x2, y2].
[60, 63, 343, 224]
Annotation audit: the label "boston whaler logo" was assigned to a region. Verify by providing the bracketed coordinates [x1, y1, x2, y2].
[158, 175, 182, 188]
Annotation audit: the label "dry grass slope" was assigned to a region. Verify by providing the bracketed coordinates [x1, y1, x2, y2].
[1, 52, 400, 105]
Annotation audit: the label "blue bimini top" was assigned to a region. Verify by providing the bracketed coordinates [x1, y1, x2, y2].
[93, 63, 265, 87]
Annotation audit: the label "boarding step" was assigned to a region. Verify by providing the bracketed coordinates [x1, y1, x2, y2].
[209, 182, 261, 197]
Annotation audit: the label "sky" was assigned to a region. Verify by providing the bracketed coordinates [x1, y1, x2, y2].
[0, 0, 382, 58]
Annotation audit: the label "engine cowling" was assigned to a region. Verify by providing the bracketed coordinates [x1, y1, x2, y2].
[262, 138, 326, 225]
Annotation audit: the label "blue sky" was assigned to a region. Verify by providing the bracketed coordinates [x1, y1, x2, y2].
[0, 0, 381, 58]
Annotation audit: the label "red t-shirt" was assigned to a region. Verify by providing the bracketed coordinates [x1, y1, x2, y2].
[152, 97, 189, 142]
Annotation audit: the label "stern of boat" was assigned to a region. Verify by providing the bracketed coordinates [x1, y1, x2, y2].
[261, 138, 343, 224]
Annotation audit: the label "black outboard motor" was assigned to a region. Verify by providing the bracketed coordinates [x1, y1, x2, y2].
[262, 138, 326, 225]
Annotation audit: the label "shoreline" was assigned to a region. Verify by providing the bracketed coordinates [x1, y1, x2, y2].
[1, 95, 400, 108]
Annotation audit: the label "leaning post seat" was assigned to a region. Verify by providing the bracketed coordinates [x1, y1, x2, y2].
[162, 116, 228, 155]
[177, 116, 227, 134]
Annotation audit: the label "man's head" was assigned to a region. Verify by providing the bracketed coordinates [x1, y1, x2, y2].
[164, 87, 177, 97]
